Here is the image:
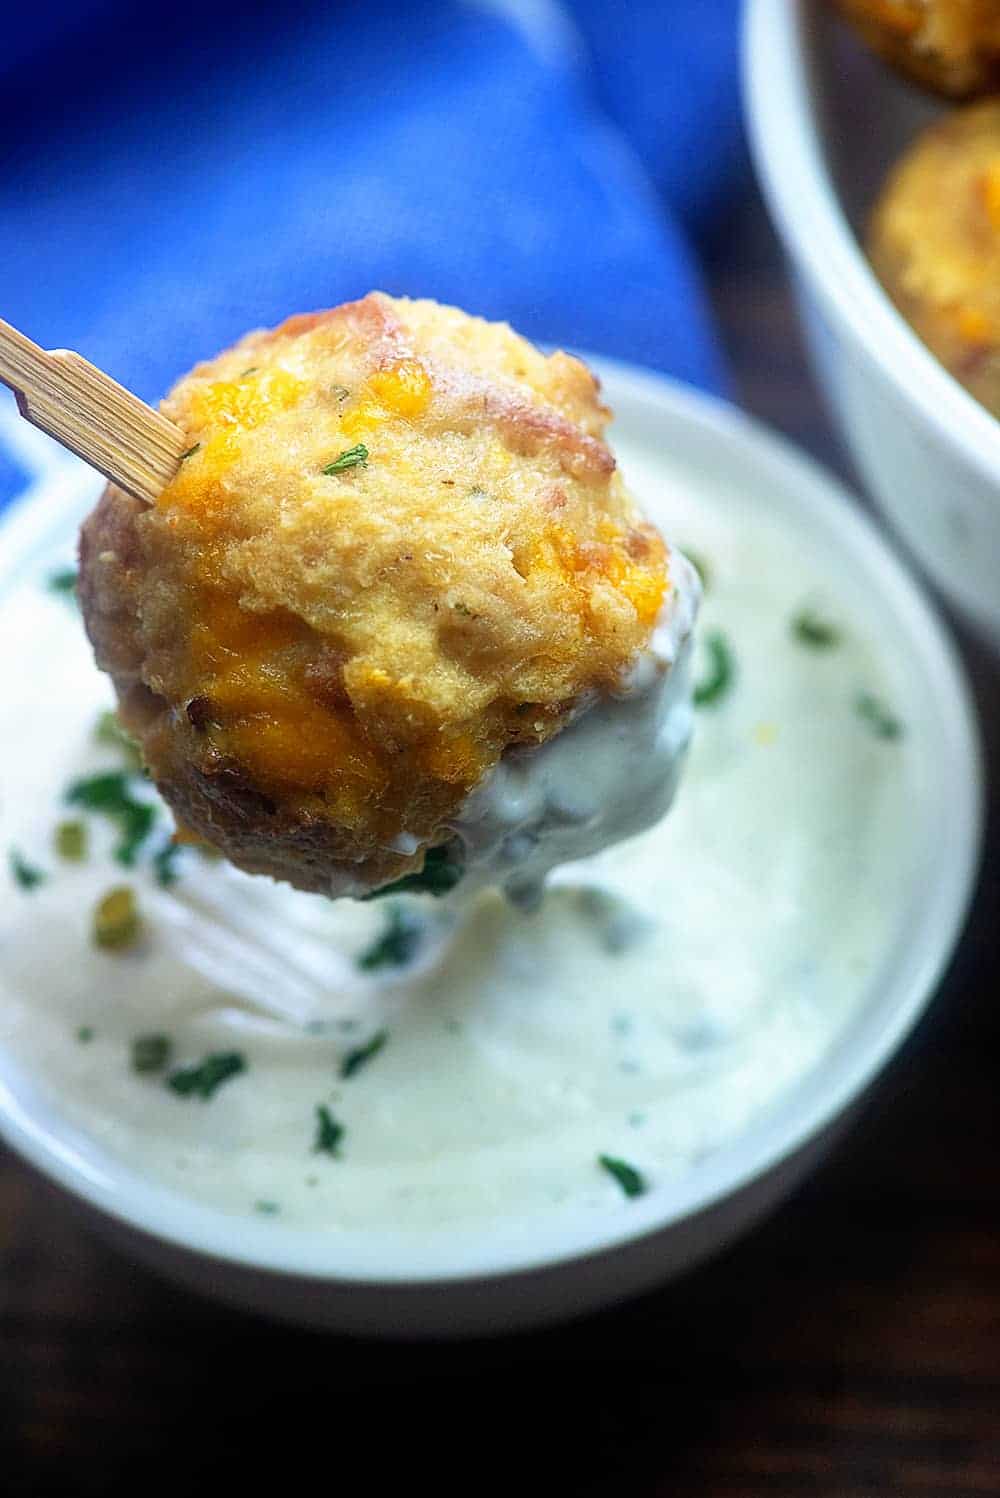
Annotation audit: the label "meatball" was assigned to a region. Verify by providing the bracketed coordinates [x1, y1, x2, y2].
[868, 100, 1000, 415]
[79, 293, 695, 899]
[833, 0, 1000, 97]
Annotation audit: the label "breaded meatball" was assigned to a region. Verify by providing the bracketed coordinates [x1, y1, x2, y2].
[833, 0, 1000, 97]
[868, 100, 1000, 415]
[79, 294, 694, 899]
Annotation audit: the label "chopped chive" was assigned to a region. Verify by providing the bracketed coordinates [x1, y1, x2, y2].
[76, 1026, 95, 1044]
[93, 886, 142, 950]
[357, 905, 423, 972]
[322, 443, 368, 475]
[54, 819, 88, 861]
[152, 838, 183, 887]
[314, 1104, 345, 1156]
[791, 609, 841, 649]
[239, 366, 259, 378]
[598, 1154, 647, 1199]
[340, 1029, 389, 1079]
[168, 1051, 246, 1100]
[364, 843, 464, 900]
[8, 848, 46, 890]
[179, 443, 201, 461]
[47, 566, 78, 599]
[131, 1033, 173, 1075]
[65, 771, 155, 865]
[254, 1200, 280, 1215]
[693, 631, 735, 708]
[855, 691, 904, 741]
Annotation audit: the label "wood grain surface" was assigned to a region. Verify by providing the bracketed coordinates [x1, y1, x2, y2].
[2, 190, 998, 1496]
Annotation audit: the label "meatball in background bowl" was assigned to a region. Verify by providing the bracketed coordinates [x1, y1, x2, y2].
[745, 0, 1000, 649]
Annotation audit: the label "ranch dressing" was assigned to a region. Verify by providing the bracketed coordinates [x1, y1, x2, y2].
[0, 450, 915, 1231]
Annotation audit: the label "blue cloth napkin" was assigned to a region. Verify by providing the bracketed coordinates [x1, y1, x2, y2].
[0, 0, 743, 513]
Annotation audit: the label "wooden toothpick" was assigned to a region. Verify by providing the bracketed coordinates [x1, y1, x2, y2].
[0, 317, 187, 505]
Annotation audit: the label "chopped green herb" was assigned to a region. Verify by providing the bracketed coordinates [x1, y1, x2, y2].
[179, 443, 201, 461]
[855, 691, 904, 741]
[791, 609, 841, 650]
[47, 566, 79, 599]
[340, 1029, 389, 1079]
[254, 1200, 280, 1215]
[76, 1026, 95, 1044]
[683, 548, 712, 592]
[168, 1051, 246, 1100]
[331, 385, 351, 402]
[9, 848, 46, 890]
[322, 443, 369, 475]
[54, 819, 88, 861]
[93, 886, 142, 951]
[694, 631, 735, 708]
[314, 1104, 345, 1156]
[152, 838, 183, 887]
[94, 710, 143, 770]
[364, 843, 464, 900]
[357, 905, 423, 972]
[66, 771, 156, 865]
[239, 367, 259, 378]
[452, 601, 475, 618]
[598, 1154, 647, 1199]
[131, 1033, 172, 1075]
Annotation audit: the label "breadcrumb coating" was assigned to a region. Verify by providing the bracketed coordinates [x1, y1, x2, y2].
[869, 100, 1000, 416]
[833, 0, 1000, 97]
[79, 294, 673, 895]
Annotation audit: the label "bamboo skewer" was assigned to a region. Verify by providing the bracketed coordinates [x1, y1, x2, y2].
[0, 317, 187, 505]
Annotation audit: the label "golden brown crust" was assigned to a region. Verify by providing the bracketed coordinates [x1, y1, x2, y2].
[78, 294, 672, 896]
[833, 0, 1000, 98]
[868, 99, 1000, 415]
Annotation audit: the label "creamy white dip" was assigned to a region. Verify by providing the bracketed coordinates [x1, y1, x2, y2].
[0, 456, 915, 1231]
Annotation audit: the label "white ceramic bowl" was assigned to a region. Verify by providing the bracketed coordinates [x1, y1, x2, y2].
[745, 0, 1000, 647]
[0, 370, 983, 1337]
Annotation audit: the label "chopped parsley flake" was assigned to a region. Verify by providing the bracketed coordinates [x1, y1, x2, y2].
[357, 905, 423, 972]
[47, 566, 78, 600]
[340, 1029, 389, 1078]
[694, 631, 735, 708]
[168, 1051, 246, 1100]
[152, 838, 184, 887]
[179, 443, 201, 461]
[9, 848, 46, 890]
[76, 1026, 95, 1044]
[598, 1154, 648, 1199]
[254, 1200, 280, 1215]
[54, 819, 88, 861]
[322, 443, 368, 475]
[314, 1104, 345, 1156]
[365, 843, 464, 900]
[791, 609, 841, 649]
[93, 886, 142, 950]
[66, 771, 155, 865]
[331, 385, 351, 402]
[94, 710, 143, 770]
[131, 1033, 172, 1075]
[240, 367, 259, 378]
[855, 691, 904, 740]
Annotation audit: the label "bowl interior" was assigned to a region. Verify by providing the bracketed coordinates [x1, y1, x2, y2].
[0, 368, 983, 1287]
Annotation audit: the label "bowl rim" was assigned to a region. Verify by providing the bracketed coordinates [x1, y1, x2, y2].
[743, 0, 1000, 484]
[0, 366, 984, 1286]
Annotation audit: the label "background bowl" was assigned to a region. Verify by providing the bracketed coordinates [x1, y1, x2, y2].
[744, 0, 1000, 648]
[0, 368, 982, 1336]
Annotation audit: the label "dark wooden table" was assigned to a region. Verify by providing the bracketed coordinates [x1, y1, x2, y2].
[3, 191, 998, 1496]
